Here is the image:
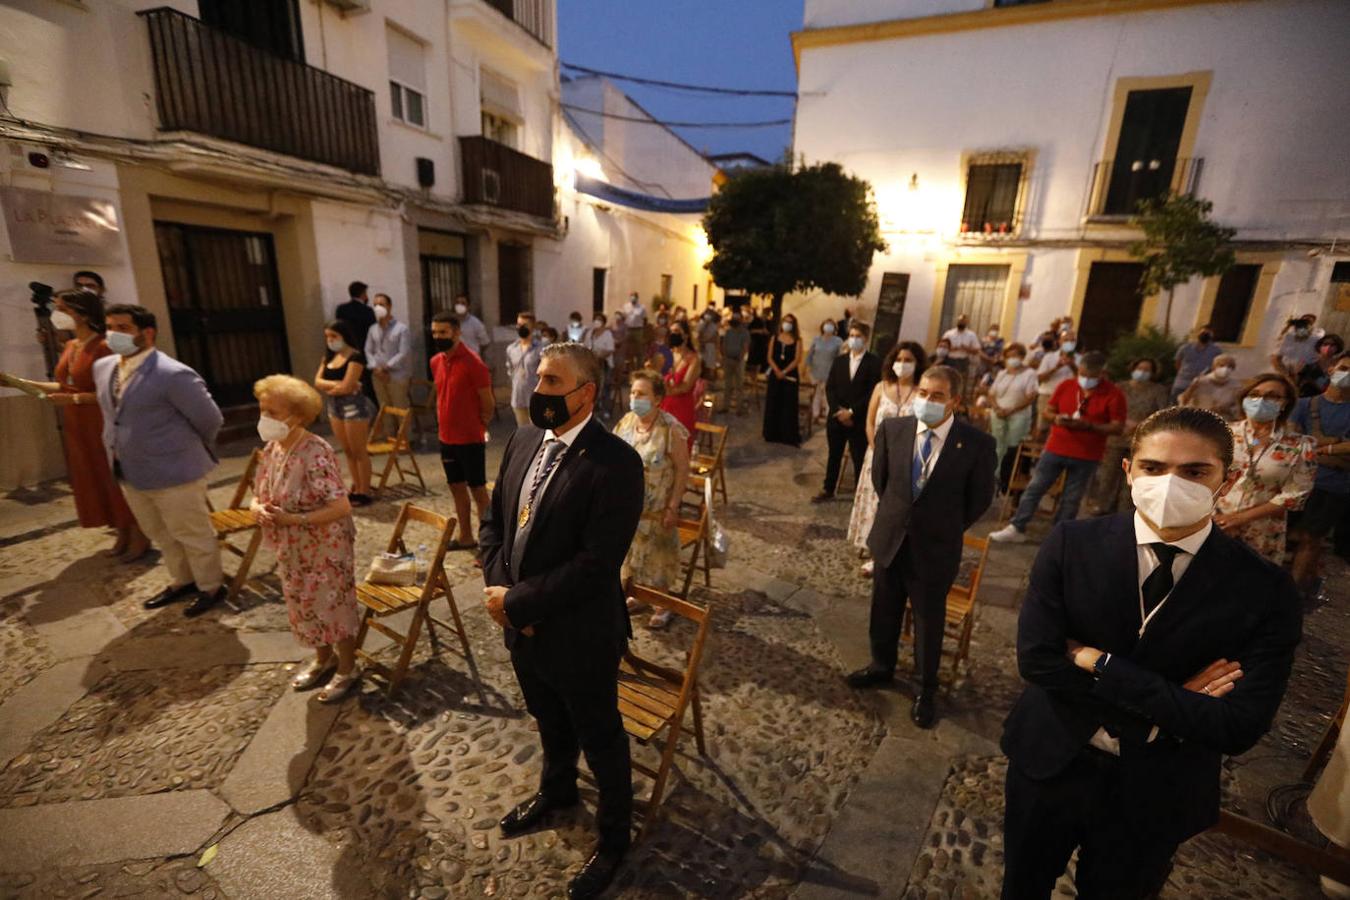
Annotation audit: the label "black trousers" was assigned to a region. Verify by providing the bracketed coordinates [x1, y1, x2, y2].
[1002, 753, 1178, 899]
[510, 642, 632, 853]
[869, 538, 949, 693]
[824, 417, 867, 494]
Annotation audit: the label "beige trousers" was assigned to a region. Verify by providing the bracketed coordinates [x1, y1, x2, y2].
[121, 477, 223, 593]
[373, 376, 411, 437]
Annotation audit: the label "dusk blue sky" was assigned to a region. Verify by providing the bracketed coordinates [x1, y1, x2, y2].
[557, 1, 802, 173]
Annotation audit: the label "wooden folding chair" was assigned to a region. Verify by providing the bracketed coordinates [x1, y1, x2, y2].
[998, 441, 1065, 523]
[353, 503, 476, 696]
[367, 406, 428, 494]
[620, 583, 712, 840]
[208, 450, 265, 608]
[901, 534, 991, 681]
[696, 391, 717, 425]
[676, 493, 713, 598]
[687, 422, 729, 508]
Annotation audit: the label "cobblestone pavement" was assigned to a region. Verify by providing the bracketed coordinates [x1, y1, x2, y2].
[0, 409, 1344, 898]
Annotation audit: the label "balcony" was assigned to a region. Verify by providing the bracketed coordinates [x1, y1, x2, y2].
[481, 0, 553, 48]
[1083, 156, 1204, 220]
[139, 7, 380, 177]
[460, 136, 554, 219]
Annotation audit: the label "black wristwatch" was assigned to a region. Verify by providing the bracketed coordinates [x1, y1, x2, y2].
[1092, 652, 1111, 678]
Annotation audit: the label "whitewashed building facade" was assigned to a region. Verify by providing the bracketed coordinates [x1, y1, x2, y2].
[0, 0, 719, 486]
[790, 0, 1350, 364]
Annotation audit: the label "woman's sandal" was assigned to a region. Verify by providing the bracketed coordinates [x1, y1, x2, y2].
[291, 657, 336, 691]
[626, 596, 648, 614]
[648, 609, 674, 630]
[317, 668, 361, 703]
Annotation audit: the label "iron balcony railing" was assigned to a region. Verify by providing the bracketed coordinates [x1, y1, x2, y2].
[460, 136, 555, 219]
[1084, 156, 1204, 219]
[483, 0, 553, 47]
[139, 7, 380, 176]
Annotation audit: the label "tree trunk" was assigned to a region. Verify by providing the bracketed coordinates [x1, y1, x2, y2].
[1164, 286, 1175, 335]
[771, 292, 784, 323]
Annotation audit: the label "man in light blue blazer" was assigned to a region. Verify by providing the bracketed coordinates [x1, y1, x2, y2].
[95, 304, 226, 616]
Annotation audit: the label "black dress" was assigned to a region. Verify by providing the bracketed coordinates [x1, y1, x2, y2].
[762, 338, 801, 446]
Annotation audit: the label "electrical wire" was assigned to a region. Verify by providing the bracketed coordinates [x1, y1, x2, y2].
[560, 103, 790, 129]
[561, 62, 797, 98]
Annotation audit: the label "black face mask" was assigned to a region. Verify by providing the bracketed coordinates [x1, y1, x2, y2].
[957, 323, 967, 330]
[432, 337, 456, 353]
[529, 383, 586, 430]
[1198, 332, 1213, 344]
[517, 325, 532, 339]
[668, 333, 685, 348]
[1041, 339, 1055, 351]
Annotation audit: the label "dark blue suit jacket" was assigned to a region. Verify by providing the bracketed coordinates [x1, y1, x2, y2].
[1002, 513, 1302, 842]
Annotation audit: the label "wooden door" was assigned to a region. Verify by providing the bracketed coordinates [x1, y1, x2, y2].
[1078, 262, 1146, 353]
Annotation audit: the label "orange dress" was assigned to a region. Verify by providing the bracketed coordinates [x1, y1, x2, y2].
[54, 338, 134, 529]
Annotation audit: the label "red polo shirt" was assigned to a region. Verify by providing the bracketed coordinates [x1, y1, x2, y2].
[430, 342, 491, 445]
[1044, 377, 1127, 462]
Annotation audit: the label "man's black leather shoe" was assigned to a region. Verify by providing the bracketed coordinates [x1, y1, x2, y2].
[143, 583, 197, 610]
[911, 692, 937, 729]
[183, 587, 226, 618]
[845, 666, 893, 689]
[569, 847, 626, 900]
[499, 792, 579, 837]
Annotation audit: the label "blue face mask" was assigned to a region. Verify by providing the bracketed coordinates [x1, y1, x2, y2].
[911, 397, 949, 426]
[630, 397, 654, 417]
[1131, 369, 1151, 382]
[1242, 396, 1281, 423]
[1078, 375, 1100, 390]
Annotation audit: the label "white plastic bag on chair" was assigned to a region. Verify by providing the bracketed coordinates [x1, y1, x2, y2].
[705, 478, 729, 568]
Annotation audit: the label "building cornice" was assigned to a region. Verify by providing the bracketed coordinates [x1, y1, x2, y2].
[791, 0, 1260, 69]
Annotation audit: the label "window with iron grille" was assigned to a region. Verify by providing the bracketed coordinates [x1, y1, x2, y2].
[961, 161, 1023, 235]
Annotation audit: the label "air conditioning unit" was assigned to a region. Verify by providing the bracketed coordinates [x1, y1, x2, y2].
[324, 0, 372, 13]
[481, 169, 501, 204]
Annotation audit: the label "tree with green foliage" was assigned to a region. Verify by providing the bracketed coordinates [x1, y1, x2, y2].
[1128, 193, 1236, 334]
[702, 161, 886, 320]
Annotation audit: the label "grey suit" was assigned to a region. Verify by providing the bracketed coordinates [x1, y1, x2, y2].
[94, 349, 224, 593]
[867, 415, 996, 690]
[93, 350, 222, 491]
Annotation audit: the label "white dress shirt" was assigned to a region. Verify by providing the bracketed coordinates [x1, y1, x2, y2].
[941, 327, 983, 360]
[364, 318, 411, 381]
[1089, 513, 1213, 755]
[912, 412, 955, 485]
[533, 412, 593, 506]
[848, 350, 865, 379]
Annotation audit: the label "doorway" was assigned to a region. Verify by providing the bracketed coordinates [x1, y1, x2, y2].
[498, 243, 531, 324]
[1078, 262, 1146, 353]
[154, 222, 290, 408]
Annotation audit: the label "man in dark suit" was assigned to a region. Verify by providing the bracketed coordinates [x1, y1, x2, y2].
[336, 280, 377, 401]
[846, 365, 997, 727]
[480, 342, 644, 900]
[1000, 407, 1302, 899]
[814, 322, 882, 502]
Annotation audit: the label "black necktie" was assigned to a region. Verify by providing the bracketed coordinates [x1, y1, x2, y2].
[1141, 543, 1182, 617]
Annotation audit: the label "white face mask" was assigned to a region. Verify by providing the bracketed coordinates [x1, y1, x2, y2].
[894, 360, 915, 379]
[326, 338, 345, 353]
[823, 322, 836, 335]
[374, 304, 389, 320]
[1130, 473, 1218, 531]
[1333, 370, 1350, 388]
[107, 330, 140, 357]
[1212, 366, 1232, 380]
[782, 322, 795, 333]
[1060, 341, 1077, 353]
[1005, 357, 1024, 370]
[847, 336, 865, 352]
[50, 310, 77, 331]
[257, 414, 293, 443]
[911, 396, 949, 426]
[454, 303, 468, 316]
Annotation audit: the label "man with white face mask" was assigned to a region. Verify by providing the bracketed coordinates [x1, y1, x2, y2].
[845, 366, 996, 728]
[94, 304, 227, 617]
[1000, 406, 1301, 899]
[363, 293, 411, 439]
[452, 295, 491, 363]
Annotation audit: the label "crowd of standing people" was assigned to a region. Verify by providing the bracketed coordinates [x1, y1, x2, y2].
[5, 275, 1348, 899]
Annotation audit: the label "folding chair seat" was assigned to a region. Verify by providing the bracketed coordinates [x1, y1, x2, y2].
[367, 406, 428, 494]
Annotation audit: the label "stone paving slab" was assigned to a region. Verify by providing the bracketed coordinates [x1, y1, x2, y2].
[218, 684, 344, 815]
[0, 656, 106, 767]
[28, 604, 126, 661]
[103, 630, 307, 670]
[0, 790, 230, 872]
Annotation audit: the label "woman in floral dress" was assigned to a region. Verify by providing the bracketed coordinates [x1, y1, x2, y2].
[251, 375, 362, 702]
[848, 341, 926, 575]
[1214, 373, 1316, 565]
[615, 369, 690, 629]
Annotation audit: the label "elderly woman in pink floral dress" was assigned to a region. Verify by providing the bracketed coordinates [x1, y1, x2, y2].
[250, 375, 362, 703]
[1213, 373, 1316, 565]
